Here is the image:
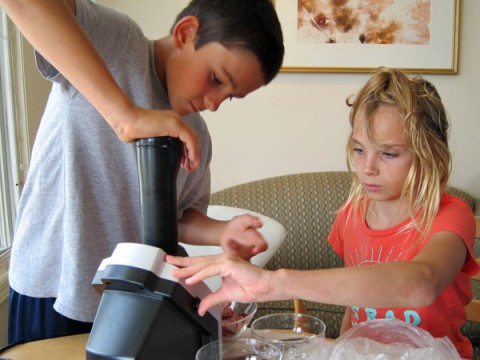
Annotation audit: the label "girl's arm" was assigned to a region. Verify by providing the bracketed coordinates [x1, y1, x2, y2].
[0, 0, 198, 170]
[272, 231, 466, 308]
[168, 230, 467, 316]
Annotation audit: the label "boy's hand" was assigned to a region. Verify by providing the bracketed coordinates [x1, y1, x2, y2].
[219, 215, 268, 260]
[116, 107, 200, 172]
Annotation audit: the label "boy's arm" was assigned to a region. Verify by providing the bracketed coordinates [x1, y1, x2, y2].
[178, 209, 268, 260]
[0, 0, 198, 170]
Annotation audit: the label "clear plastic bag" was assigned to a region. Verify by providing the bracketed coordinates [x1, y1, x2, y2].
[312, 319, 462, 359]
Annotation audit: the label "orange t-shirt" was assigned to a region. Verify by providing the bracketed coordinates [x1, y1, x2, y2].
[328, 194, 479, 359]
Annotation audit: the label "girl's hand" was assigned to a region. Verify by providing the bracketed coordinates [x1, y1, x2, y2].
[167, 253, 272, 316]
[219, 215, 268, 260]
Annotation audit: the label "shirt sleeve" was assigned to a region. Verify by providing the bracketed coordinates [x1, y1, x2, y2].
[431, 195, 479, 276]
[328, 204, 349, 258]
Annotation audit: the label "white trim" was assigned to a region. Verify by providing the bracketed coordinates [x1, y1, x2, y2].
[1, 10, 30, 199]
[0, 10, 31, 304]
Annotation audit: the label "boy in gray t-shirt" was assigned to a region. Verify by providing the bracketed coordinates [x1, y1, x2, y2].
[3, 0, 284, 344]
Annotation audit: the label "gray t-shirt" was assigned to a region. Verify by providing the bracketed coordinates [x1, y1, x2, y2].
[9, 0, 212, 322]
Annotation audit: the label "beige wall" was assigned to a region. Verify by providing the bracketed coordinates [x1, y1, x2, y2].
[22, 39, 51, 150]
[98, 0, 480, 198]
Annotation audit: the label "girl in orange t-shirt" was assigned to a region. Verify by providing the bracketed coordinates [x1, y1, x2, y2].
[168, 68, 480, 359]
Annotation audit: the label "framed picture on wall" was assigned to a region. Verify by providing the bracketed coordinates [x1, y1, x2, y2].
[274, 0, 460, 74]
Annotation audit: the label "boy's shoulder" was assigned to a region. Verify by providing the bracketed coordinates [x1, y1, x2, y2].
[77, 0, 143, 35]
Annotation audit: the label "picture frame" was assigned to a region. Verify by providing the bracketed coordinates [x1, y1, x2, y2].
[274, 0, 460, 74]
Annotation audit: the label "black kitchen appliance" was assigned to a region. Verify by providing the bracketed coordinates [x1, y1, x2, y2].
[86, 136, 220, 359]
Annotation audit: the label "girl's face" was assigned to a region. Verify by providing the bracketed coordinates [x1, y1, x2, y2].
[351, 105, 414, 205]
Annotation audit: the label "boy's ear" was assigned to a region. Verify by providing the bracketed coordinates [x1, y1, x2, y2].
[172, 16, 200, 48]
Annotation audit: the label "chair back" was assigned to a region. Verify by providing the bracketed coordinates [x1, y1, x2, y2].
[465, 216, 480, 322]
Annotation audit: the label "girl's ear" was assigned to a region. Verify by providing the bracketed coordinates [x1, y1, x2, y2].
[172, 16, 200, 48]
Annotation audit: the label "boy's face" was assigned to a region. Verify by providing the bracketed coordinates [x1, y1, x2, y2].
[165, 23, 265, 115]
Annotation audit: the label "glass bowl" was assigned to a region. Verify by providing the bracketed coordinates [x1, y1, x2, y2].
[196, 338, 282, 360]
[221, 301, 258, 338]
[251, 313, 325, 359]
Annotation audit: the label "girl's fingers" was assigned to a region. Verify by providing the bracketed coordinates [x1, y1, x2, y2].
[167, 255, 220, 282]
[198, 293, 227, 316]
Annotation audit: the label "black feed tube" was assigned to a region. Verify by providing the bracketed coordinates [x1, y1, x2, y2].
[136, 136, 181, 255]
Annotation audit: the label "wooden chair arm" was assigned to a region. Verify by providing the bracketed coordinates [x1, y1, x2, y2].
[466, 299, 480, 323]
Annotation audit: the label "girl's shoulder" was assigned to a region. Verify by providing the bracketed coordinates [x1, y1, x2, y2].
[439, 193, 474, 214]
[434, 193, 475, 238]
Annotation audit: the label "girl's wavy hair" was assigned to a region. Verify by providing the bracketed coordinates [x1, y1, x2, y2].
[345, 68, 451, 236]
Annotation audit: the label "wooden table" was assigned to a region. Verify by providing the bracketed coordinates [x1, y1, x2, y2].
[0, 333, 89, 360]
[0, 331, 251, 359]
[0, 330, 332, 359]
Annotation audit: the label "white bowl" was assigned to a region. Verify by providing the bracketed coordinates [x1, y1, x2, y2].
[181, 205, 287, 290]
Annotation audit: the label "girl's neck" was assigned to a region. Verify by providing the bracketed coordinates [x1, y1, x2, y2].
[366, 199, 410, 230]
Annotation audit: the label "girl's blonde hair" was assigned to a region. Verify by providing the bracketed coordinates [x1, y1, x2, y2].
[345, 68, 451, 236]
